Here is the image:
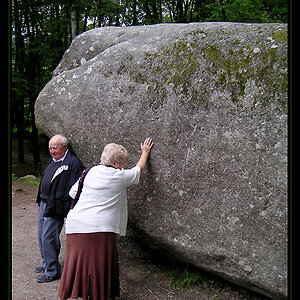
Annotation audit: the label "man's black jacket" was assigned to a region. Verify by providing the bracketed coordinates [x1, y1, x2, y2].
[36, 150, 83, 219]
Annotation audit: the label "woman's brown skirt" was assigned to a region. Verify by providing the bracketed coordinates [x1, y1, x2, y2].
[58, 232, 120, 300]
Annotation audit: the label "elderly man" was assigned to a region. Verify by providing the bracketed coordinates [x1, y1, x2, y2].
[35, 134, 83, 283]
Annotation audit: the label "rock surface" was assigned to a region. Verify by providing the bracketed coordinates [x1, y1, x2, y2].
[35, 23, 288, 299]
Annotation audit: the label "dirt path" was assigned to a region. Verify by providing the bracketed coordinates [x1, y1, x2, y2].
[12, 179, 270, 300]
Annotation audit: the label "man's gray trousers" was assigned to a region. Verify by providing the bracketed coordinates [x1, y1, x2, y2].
[37, 202, 64, 278]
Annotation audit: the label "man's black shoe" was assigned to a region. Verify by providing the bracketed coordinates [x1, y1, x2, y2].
[36, 273, 60, 283]
[34, 266, 44, 273]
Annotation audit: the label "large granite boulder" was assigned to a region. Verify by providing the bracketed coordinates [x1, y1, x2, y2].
[35, 23, 288, 299]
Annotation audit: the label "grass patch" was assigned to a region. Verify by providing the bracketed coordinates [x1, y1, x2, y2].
[165, 264, 204, 290]
[15, 175, 41, 186]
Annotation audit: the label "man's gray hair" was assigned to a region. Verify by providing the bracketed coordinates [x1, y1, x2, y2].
[51, 134, 68, 146]
[100, 143, 128, 166]
[61, 136, 68, 146]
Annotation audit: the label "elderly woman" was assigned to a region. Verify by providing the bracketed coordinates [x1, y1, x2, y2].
[58, 137, 153, 300]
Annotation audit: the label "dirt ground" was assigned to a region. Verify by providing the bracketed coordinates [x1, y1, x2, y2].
[11, 142, 270, 300]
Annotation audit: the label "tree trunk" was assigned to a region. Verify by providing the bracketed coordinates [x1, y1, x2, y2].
[30, 109, 42, 176]
[13, 0, 25, 163]
[23, 3, 42, 175]
[71, 9, 79, 39]
[132, 0, 137, 25]
[16, 105, 25, 164]
[83, 13, 89, 32]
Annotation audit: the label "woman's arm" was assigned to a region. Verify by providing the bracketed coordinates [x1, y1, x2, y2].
[136, 137, 154, 173]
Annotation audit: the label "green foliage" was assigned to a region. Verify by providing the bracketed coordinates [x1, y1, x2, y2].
[166, 264, 204, 290]
[198, 0, 287, 23]
[16, 176, 41, 186]
[223, 0, 268, 22]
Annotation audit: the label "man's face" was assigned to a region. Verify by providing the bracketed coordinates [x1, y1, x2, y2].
[49, 137, 67, 160]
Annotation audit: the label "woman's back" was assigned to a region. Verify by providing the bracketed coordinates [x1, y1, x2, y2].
[65, 165, 140, 236]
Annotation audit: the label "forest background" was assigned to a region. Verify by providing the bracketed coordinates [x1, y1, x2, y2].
[11, 0, 288, 176]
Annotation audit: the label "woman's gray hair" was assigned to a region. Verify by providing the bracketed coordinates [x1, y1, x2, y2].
[100, 143, 128, 166]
